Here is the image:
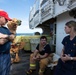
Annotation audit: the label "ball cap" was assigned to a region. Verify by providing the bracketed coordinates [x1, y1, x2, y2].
[0, 10, 11, 21]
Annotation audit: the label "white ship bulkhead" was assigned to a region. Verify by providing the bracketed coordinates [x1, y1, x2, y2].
[29, 0, 76, 56]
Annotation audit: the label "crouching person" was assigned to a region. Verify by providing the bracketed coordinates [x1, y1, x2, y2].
[26, 36, 53, 75]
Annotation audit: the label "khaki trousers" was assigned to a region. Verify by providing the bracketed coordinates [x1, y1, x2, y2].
[30, 53, 53, 75]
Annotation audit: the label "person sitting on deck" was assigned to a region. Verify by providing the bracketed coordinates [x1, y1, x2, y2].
[26, 36, 53, 75]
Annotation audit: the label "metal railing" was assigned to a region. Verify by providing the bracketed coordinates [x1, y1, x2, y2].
[29, 0, 75, 29]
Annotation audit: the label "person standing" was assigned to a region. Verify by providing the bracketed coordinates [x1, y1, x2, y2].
[54, 20, 76, 75]
[0, 10, 15, 75]
[26, 36, 53, 75]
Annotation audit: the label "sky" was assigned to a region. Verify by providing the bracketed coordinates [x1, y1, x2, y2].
[0, 0, 42, 34]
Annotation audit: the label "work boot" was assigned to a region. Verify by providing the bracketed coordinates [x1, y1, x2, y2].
[39, 69, 44, 75]
[26, 69, 35, 75]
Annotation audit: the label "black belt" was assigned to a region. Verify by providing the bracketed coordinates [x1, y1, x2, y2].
[0, 51, 9, 54]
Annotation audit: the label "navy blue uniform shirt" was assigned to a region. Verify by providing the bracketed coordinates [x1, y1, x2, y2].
[0, 27, 11, 52]
[62, 35, 76, 70]
[62, 35, 76, 57]
[54, 35, 76, 75]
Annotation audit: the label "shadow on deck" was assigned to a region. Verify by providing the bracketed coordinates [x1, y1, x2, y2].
[10, 50, 55, 75]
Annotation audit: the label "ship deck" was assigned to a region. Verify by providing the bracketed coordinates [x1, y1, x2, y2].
[10, 50, 55, 75]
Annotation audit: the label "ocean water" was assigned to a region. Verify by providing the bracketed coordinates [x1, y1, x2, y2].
[16, 33, 34, 36]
